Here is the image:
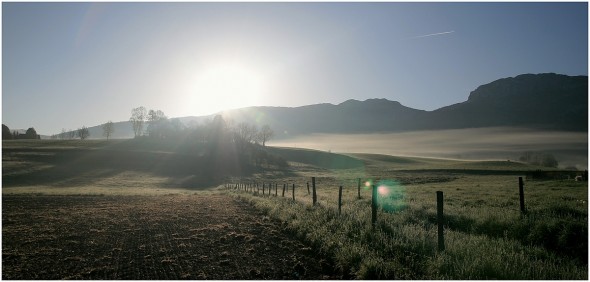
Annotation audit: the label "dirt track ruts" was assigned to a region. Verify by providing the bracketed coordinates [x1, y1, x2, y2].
[2, 194, 338, 279]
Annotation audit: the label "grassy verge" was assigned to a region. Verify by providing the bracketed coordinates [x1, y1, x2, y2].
[223, 175, 587, 279]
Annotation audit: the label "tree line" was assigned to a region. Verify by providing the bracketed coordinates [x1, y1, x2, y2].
[127, 106, 274, 146]
[125, 106, 281, 169]
[49, 126, 91, 140]
[3, 106, 275, 146]
[2, 124, 40, 140]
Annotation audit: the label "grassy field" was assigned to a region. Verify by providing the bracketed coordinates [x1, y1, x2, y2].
[3, 139, 588, 279]
[224, 148, 588, 279]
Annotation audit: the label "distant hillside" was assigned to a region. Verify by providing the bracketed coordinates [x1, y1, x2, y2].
[424, 73, 588, 131]
[222, 98, 427, 137]
[53, 73, 587, 139]
[222, 73, 587, 139]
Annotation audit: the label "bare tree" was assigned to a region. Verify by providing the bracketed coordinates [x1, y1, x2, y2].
[77, 126, 90, 140]
[68, 129, 76, 140]
[102, 121, 115, 140]
[148, 109, 166, 123]
[259, 124, 274, 147]
[130, 106, 147, 137]
[147, 109, 167, 137]
[235, 122, 258, 145]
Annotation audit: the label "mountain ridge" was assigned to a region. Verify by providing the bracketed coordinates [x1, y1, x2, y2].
[54, 73, 587, 139]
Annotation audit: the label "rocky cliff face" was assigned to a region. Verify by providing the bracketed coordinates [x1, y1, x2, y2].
[425, 73, 587, 131]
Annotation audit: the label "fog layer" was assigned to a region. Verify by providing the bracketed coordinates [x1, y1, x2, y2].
[268, 127, 588, 169]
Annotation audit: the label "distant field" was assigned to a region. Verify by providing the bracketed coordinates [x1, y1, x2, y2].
[268, 127, 588, 170]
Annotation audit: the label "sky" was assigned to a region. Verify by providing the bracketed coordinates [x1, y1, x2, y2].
[3, 2, 588, 135]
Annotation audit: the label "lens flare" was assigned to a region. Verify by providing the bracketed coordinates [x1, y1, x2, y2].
[375, 179, 407, 213]
[377, 185, 389, 196]
[363, 179, 374, 190]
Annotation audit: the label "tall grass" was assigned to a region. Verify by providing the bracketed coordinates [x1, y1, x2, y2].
[224, 175, 587, 279]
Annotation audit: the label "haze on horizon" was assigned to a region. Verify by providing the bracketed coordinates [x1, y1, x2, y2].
[3, 2, 588, 135]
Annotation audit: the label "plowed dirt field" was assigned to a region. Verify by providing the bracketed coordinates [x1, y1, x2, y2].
[2, 194, 337, 279]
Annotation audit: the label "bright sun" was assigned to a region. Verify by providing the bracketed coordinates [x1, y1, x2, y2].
[190, 63, 266, 115]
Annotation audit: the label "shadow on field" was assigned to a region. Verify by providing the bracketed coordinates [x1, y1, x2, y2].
[2, 145, 253, 189]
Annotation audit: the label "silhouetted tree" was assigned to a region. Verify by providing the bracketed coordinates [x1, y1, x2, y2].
[77, 126, 90, 140]
[25, 127, 38, 139]
[102, 121, 115, 140]
[235, 122, 258, 145]
[130, 106, 147, 137]
[148, 109, 166, 123]
[258, 124, 274, 147]
[147, 109, 168, 138]
[3, 124, 12, 140]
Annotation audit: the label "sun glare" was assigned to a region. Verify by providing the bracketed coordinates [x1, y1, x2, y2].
[190, 63, 266, 115]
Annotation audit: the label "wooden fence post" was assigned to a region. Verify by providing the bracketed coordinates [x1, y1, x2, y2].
[519, 177, 525, 213]
[357, 178, 361, 199]
[307, 182, 310, 195]
[262, 183, 265, 196]
[282, 184, 286, 197]
[371, 185, 377, 229]
[338, 186, 343, 215]
[312, 177, 317, 206]
[292, 184, 295, 201]
[275, 183, 278, 196]
[437, 191, 445, 252]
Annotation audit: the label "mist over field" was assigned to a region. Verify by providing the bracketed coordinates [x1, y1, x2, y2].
[268, 127, 588, 170]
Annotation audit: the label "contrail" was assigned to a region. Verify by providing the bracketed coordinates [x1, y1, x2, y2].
[412, 30, 455, 39]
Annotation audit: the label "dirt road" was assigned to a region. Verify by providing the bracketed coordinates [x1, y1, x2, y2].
[2, 194, 337, 279]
